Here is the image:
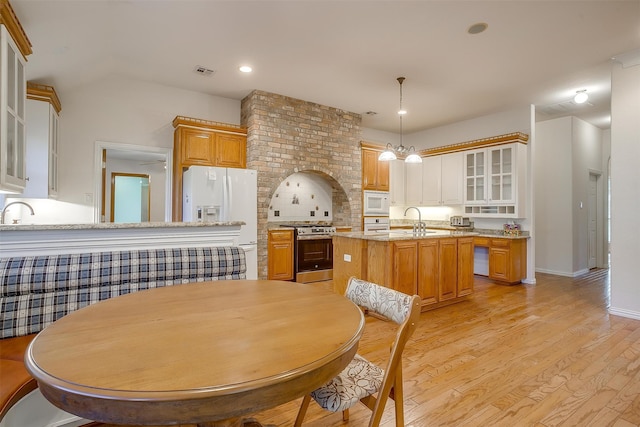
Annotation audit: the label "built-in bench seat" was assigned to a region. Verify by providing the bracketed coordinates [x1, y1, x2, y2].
[0, 246, 246, 425]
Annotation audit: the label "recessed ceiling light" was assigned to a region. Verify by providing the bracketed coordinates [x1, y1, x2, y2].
[239, 65, 252, 73]
[468, 22, 488, 35]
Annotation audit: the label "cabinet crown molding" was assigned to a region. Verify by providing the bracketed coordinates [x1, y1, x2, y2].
[361, 132, 529, 159]
[172, 115, 247, 136]
[420, 132, 529, 157]
[27, 82, 62, 113]
[0, 0, 32, 59]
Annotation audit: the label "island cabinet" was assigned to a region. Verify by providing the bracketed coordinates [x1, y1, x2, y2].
[172, 116, 247, 220]
[333, 234, 474, 311]
[267, 229, 294, 281]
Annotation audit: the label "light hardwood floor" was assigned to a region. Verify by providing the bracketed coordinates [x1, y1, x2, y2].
[247, 269, 640, 427]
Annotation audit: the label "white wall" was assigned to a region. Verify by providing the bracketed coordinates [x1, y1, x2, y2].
[571, 117, 604, 274]
[404, 106, 532, 150]
[23, 74, 240, 223]
[610, 60, 640, 319]
[535, 116, 604, 276]
[361, 127, 400, 147]
[535, 117, 574, 275]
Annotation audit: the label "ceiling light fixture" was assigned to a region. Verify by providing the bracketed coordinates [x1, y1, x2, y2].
[574, 89, 588, 104]
[379, 77, 422, 163]
[239, 65, 252, 73]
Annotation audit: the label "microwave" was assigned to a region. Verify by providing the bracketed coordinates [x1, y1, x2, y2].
[363, 191, 390, 216]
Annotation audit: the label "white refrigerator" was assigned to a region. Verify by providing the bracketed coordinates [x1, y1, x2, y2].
[182, 166, 258, 279]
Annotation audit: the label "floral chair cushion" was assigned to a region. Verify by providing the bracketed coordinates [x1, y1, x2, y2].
[310, 354, 385, 412]
[345, 277, 412, 325]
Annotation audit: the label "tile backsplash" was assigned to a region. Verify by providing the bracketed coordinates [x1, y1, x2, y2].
[268, 172, 332, 222]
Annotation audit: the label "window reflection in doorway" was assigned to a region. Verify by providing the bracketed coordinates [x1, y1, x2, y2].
[110, 173, 150, 223]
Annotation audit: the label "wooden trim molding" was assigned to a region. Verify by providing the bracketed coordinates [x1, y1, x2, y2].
[361, 132, 528, 159]
[0, 0, 32, 59]
[26, 82, 62, 113]
[172, 115, 247, 136]
[360, 141, 386, 151]
[419, 132, 529, 157]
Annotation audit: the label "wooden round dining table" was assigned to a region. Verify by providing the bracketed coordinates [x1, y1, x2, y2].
[24, 280, 365, 427]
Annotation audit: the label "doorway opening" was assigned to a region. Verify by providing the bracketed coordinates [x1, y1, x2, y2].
[111, 173, 150, 223]
[94, 141, 172, 223]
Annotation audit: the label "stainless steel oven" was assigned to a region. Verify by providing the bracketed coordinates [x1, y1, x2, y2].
[283, 225, 336, 283]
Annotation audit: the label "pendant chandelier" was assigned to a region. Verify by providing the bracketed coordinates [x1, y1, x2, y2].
[378, 77, 422, 163]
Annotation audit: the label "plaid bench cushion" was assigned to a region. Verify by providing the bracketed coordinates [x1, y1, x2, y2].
[0, 246, 246, 339]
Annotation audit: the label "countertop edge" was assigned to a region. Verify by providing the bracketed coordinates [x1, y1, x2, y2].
[0, 222, 244, 232]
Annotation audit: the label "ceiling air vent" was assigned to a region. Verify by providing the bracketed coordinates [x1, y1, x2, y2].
[194, 66, 215, 76]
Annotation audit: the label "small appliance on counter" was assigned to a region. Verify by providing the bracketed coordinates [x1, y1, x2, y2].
[450, 216, 471, 227]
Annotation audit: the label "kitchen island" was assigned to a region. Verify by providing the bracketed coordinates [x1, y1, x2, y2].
[0, 222, 244, 257]
[333, 229, 478, 311]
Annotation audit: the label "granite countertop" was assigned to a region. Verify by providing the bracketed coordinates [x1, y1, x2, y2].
[391, 222, 529, 239]
[0, 221, 245, 232]
[335, 229, 479, 242]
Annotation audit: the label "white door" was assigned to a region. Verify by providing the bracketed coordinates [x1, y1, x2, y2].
[588, 173, 598, 269]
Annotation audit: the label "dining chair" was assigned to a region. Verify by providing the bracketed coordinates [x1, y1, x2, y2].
[294, 276, 421, 427]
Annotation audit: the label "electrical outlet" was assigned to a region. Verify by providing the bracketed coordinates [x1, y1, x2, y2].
[344, 254, 351, 262]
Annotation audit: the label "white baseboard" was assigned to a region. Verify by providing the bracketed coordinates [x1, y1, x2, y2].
[609, 307, 640, 320]
[535, 267, 589, 277]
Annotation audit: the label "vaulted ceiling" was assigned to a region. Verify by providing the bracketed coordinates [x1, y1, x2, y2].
[12, 0, 640, 133]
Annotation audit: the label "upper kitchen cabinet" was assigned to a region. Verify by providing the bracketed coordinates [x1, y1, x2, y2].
[172, 116, 247, 220]
[0, 1, 32, 193]
[421, 152, 463, 206]
[23, 83, 61, 198]
[462, 134, 528, 217]
[389, 159, 405, 206]
[361, 143, 389, 191]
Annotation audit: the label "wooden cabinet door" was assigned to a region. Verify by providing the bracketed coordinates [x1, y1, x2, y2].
[377, 158, 390, 191]
[489, 244, 510, 282]
[392, 241, 418, 296]
[181, 129, 215, 165]
[268, 230, 294, 281]
[362, 148, 389, 191]
[457, 237, 474, 296]
[438, 238, 458, 301]
[216, 133, 247, 168]
[362, 149, 380, 191]
[418, 240, 439, 306]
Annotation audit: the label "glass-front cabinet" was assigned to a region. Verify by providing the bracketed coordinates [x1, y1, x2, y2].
[489, 146, 513, 204]
[0, 25, 28, 193]
[463, 142, 526, 217]
[465, 150, 486, 205]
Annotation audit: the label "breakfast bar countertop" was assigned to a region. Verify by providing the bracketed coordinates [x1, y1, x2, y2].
[0, 221, 245, 232]
[0, 222, 245, 258]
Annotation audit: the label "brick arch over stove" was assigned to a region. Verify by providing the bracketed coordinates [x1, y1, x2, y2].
[266, 168, 352, 223]
[241, 90, 363, 279]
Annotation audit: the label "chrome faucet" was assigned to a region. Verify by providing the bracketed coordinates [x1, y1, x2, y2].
[1, 201, 35, 224]
[404, 206, 426, 234]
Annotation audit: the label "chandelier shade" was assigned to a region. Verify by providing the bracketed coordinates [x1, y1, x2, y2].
[377, 77, 422, 164]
